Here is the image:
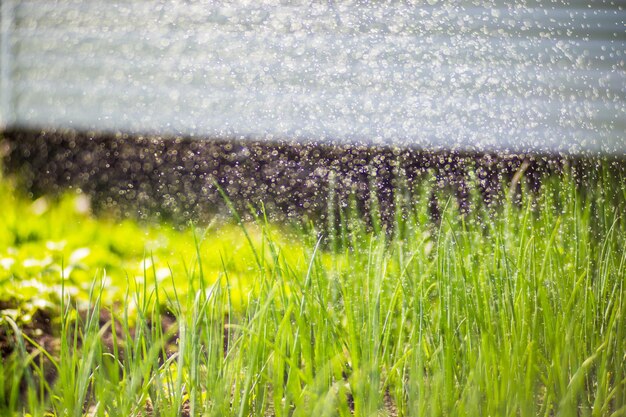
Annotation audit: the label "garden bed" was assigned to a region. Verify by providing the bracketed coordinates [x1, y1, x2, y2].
[0, 130, 624, 416]
[1, 128, 590, 226]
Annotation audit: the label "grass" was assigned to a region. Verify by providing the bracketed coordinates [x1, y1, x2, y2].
[0, 160, 625, 416]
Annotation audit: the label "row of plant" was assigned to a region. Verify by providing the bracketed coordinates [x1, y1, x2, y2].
[0, 160, 624, 416]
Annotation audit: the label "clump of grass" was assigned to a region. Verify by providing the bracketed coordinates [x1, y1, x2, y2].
[0, 160, 625, 416]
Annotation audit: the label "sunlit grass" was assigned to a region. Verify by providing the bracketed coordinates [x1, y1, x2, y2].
[0, 161, 625, 416]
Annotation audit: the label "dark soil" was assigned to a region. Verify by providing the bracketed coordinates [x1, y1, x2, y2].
[0, 301, 60, 403]
[0, 301, 190, 414]
[2, 127, 606, 229]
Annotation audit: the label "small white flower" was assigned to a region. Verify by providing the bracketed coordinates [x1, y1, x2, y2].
[70, 248, 91, 264]
[21, 278, 50, 292]
[46, 240, 67, 251]
[74, 194, 91, 214]
[140, 259, 153, 271]
[31, 298, 54, 310]
[23, 257, 53, 268]
[156, 267, 171, 281]
[52, 284, 78, 296]
[0, 258, 15, 270]
[62, 266, 74, 278]
[31, 197, 49, 215]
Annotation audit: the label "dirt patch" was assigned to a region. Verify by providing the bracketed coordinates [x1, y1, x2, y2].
[0, 302, 60, 400]
[0, 301, 190, 411]
[3, 128, 605, 228]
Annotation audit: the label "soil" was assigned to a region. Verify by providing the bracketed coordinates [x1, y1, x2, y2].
[3, 127, 609, 229]
[0, 301, 187, 415]
[0, 302, 59, 405]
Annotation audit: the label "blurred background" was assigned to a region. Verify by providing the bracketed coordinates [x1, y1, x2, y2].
[0, 0, 624, 224]
[1, 0, 624, 155]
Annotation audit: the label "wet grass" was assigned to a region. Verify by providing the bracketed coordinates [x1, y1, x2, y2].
[0, 161, 625, 416]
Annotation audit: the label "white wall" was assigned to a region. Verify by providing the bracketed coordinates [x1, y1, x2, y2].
[1, 0, 625, 155]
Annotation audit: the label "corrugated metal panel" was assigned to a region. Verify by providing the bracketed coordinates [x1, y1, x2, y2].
[1, 0, 625, 155]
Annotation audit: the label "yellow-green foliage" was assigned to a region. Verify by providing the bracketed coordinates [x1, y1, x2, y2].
[0, 177, 321, 313]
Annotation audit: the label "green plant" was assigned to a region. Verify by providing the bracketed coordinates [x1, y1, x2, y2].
[0, 160, 624, 416]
